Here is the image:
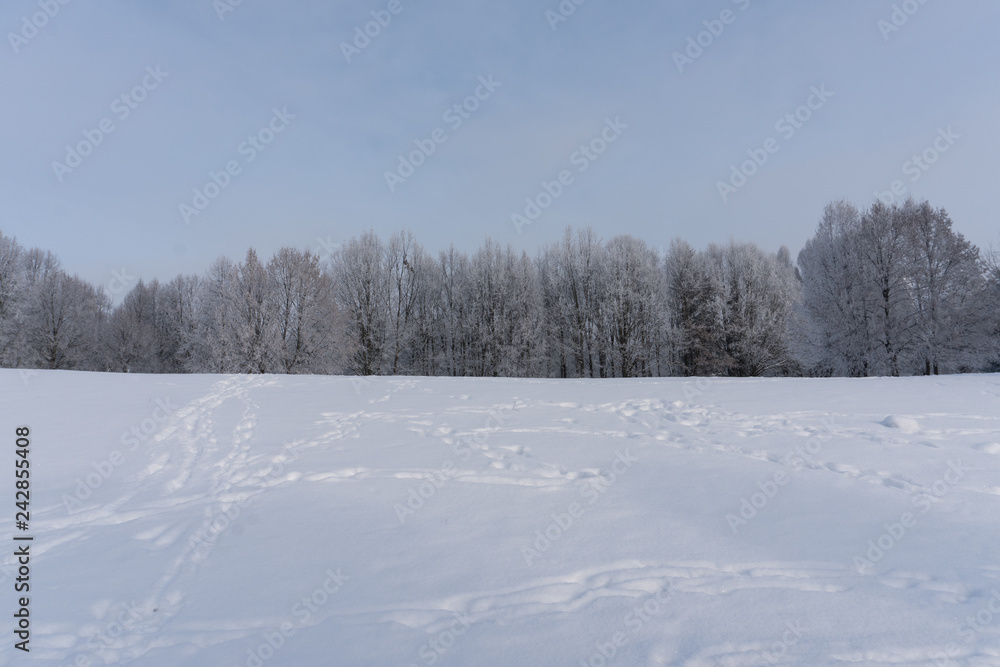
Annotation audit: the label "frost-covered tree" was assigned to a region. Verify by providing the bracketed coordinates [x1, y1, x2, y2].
[858, 200, 917, 376]
[539, 227, 606, 378]
[1, 217, 992, 379]
[506, 248, 545, 376]
[333, 231, 391, 375]
[429, 245, 473, 376]
[664, 239, 727, 376]
[158, 275, 200, 373]
[384, 230, 427, 375]
[798, 201, 884, 375]
[987, 247, 1000, 370]
[21, 248, 61, 292]
[798, 198, 996, 376]
[467, 239, 544, 377]
[601, 235, 665, 377]
[232, 248, 278, 373]
[267, 247, 340, 373]
[0, 232, 25, 365]
[709, 241, 799, 377]
[189, 256, 240, 373]
[21, 268, 109, 370]
[904, 202, 996, 374]
[105, 279, 160, 373]
[1, 239, 111, 371]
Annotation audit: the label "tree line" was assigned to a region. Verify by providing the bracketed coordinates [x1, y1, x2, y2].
[1, 198, 997, 378]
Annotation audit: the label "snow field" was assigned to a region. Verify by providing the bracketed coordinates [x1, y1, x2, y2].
[2, 371, 999, 665]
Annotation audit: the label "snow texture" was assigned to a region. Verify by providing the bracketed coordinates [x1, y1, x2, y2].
[3, 370, 1000, 666]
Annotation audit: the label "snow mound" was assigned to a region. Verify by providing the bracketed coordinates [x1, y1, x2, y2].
[881, 415, 920, 433]
[976, 442, 1000, 455]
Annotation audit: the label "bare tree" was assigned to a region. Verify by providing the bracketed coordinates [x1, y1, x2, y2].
[159, 275, 200, 373]
[710, 241, 798, 377]
[105, 279, 159, 373]
[664, 238, 727, 376]
[859, 200, 917, 376]
[384, 230, 425, 374]
[904, 202, 996, 373]
[233, 248, 277, 373]
[22, 269, 109, 370]
[333, 231, 390, 375]
[798, 198, 996, 376]
[798, 201, 881, 376]
[601, 235, 665, 377]
[540, 227, 607, 378]
[431, 245, 472, 376]
[268, 247, 340, 373]
[0, 232, 24, 365]
[189, 256, 240, 373]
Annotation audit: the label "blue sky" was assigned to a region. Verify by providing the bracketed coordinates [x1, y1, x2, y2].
[2, 0, 998, 298]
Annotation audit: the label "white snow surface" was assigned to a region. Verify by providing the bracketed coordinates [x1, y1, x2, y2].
[3, 370, 1000, 666]
[881, 415, 922, 434]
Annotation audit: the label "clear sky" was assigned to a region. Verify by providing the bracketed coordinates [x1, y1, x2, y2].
[2, 0, 998, 299]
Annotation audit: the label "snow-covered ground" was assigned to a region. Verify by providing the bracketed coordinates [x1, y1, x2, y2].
[3, 370, 1000, 666]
